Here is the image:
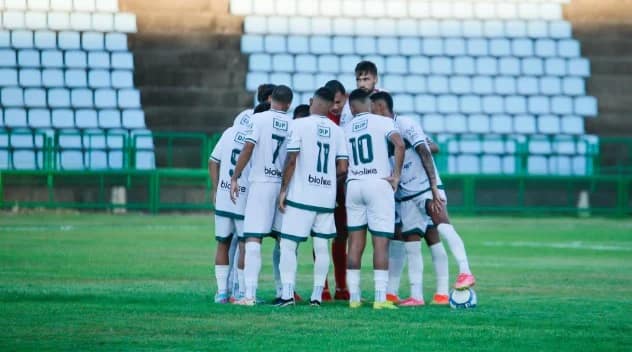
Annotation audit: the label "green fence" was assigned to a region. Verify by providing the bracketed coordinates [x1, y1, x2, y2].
[1, 169, 630, 216]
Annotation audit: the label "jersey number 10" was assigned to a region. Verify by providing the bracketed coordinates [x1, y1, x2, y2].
[349, 134, 374, 165]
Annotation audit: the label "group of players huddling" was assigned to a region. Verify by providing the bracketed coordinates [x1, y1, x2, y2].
[210, 61, 476, 309]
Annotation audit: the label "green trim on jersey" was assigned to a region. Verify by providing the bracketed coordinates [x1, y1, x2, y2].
[286, 200, 334, 213]
[347, 224, 368, 232]
[369, 229, 395, 238]
[287, 148, 300, 152]
[244, 137, 257, 145]
[312, 231, 337, 239]
[215, 210, 245, 220]
[279, 233, 308, 243]
[401, 228, 425, 237]
[209, 156, 220, 163]
[215, 233, 234, 243]
[398, 185, 446, 202]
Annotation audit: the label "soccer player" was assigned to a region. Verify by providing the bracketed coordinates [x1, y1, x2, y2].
[209, 116, 252, 303]
[370, 92, 476, 293]
[276, 87, 349, 307]
[340, 61, 381, 127]
[343, 89, 404, 309]
[319, 79, 350, 301]
[293, 104, 310, 119]
[232, 84, 276, 127]
[230, 85, 294, 306]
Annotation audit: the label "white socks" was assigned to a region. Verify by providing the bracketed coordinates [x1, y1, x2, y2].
[244, 242, 262, 300]
[273, 240, 282, 297]
[437, 223, 471, 274]
[215, 265, 229, 295]
[387, 240, 405, 296]
[347, 269, 361, 302]
[405, 241, 424, 300]
[279, 239, 298, 300]
[312, 237, 330, 302]
[230, 243, 240, 296]
[227, 235, 239, 295]
[237, 268, 245, 297]
[374, 270, 389, 303]
[430, 243, 449, 296]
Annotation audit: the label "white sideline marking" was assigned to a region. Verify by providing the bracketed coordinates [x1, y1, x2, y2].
[483, 241, 632, 252]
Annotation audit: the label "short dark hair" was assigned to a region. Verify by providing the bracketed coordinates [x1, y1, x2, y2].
[370, 91, 394, 113]
[253, 102, 271, 114]
[314, 87, 335, 102]
[293, 104, 310, 119]
[355, 61, 378, 76]
[324, 80, 346, 95]
[271, 85, 293, 105]
[348, 88, 371, 103]
[256, 84, 276, 103]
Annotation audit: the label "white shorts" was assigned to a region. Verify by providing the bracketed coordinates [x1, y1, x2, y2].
[345, 178, 395, 238]
[400, 189, 448, 235]
[243, 182, 283, 238]
[214, 214, 244, 242]
[279, 205, 336, 242]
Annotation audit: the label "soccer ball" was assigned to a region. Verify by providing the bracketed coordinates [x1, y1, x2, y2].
[449, 288, 477, 309]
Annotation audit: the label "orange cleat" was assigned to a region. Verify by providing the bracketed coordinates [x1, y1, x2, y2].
[431, 293, 449, 305]
[386, 293, 400, 303]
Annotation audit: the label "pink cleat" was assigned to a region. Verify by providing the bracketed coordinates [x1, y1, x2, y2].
[455, 273, 476, 290]
[398, 297, 425, 307]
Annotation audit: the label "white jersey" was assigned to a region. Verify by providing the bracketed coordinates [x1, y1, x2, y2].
[245, 109, 292, 183]
[393, 114, 443, 200]
[343, 112, 399, 181]
[210, 126, 251, 218]
[340, 88, 384, 128]
[286, 115, 348, 212]
[233, 108, 253, 129]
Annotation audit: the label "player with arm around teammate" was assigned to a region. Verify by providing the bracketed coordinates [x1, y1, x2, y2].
[275, 87, 349, 307]
[344, 89, 405, 310]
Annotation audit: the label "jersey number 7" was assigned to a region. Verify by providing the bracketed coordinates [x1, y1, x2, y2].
[272, 134, 285, 163]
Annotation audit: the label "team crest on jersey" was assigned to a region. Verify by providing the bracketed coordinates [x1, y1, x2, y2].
[318, 125, 331, 138]
[234, 132, 247, 144]
[273, 118, 288, 131]
[352, 119, 368, 132]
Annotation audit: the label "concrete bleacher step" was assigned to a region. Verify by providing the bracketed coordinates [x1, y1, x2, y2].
[139, 87, 251, 109]
[144, 106, 242, 134]
[136, 68, 246, 89]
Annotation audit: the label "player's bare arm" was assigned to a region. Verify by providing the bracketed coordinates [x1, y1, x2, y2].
[416, 143, 444, 214]
[386, 132, 405, 191]
[427, 138, 440, 154]
[209, 159, 220, 204]
[278, 151, 298, 213]
[336, 159, 348, 184]
[230, 142, 254, 203]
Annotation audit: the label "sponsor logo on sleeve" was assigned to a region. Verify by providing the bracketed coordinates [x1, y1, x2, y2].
[234, 132, 247, 144]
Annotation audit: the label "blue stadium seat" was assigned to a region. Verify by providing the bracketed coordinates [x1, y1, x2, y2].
[333, 18, 354, 36]
[528, 155, 549, 175]
[437, 95, 459, 114]
[71, 89, 93, 108]
[97, 109, 121, 129]
[574, 96, 597, 116]
[567, 58, 590, 77]
[122, 109, 145, 129]
[444, 113, 467, 133]
[468, 114, 490, 134]
[399, 38, 421, 56]
[0, 68, 18, 86]
[551, 96, 574, 115]
[58, 31, 81, 50]
[111, 70, 133, 88]
[522, 58, 543, 75]
[19, 69, 41, 87]
[41, 69, 63, 87]
[88, 51, 110, 68]
[540, 77, 562, 95]
[528, 96, 550, 114]
[444, 38, 466, 56]
[288, 17, 310, 35]
[427, 76, 449, 94]
[48, 88, 71, 107]
[528, 21, 548, 39]
[363, 55, 385, 72]
[489, 38, 511, 57]
[94, 88, 117, 108]
[419, 20, 440, 37]
[538, 115, 561, 134]
[263, 35, 286, 53]
[65, 69, 88, 88]
[408, 56, 431, 74]
[393, 94, 414, 113]
[17, 49, 40, 67]
[241, 34, 264, 53]
[0, 49, 17, 67]
[249, 54, 271, 72]
[491, 114, 512, 133]
[462, 21, 483, 38]
[467, 38, 488, 56]
[332, 36, 354, 55]
[471, 76, 493, 94]
[377, 37, 399, 56]
[506, 20, 527, 38]
[476, 57, 497, 75]
[560, 115, 584, 135]
[269, 72, 292, 87]
[383, 75, 405, 93]
[286, 35, 308, 54]
[515, 114, 537, 134]
[431, 57, 452, 75]
[246, 72, 268, 91]
[535, 39, 556, 57]
[88, 70, 111, 88]
[481, 155, 503, 174]
[294, 54, 317, 73]
[415, 95, 436, 113]
[41, 50, 63, 68]
[453, 56, 475, 75]
[422, 114, 443, 134]
[562, 77, 585, 96]
[13, 149, 43, 170]
[460, 95, 482, 114]
[517, 76, 539, 95]
[422, 38, 443, 55]
[24, 88, 46, 107]
[105, 33, 127, 51]
[557, 40, 580, 58]
[12, 30, 34, 48]
[317, 55, 338, 73]
[482, 95, 505, 114]
[59, 150, 85, 169]
[34, 31, 56, 49]
[545, 58, 566, 76]
[75, 109, 98, 129]
[51, 109, 75, 128]
[386, 56, 408, 74]
[85, 150, 108, 169]
[4, 108, 27, 127]
[244, 16, 267, 34]
[494, 76, 516, 95]
[449, 76, 471, 94]
[65, 50, 87, 68]
[292, 73, 315, 92]
[404, 75, 426, 94]
[549, 21, 572, 39]
[111, 52, 134, 70]
[354, 37, 376, 55]
[82, 32, 105, 51]
[505, 96, 527, 114]
[117, 89, 140, 109]
[528, 135, 552, 154]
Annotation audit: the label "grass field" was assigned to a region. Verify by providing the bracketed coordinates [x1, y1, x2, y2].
[0, 212, 631, 351]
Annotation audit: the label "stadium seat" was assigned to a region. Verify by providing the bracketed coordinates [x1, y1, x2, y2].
[535, 39, 556, 57]
[65, 50, 87, 68]
[498, 57, 521, 76]
[472, 76, 493, 94]
[241, 35, 264, 53]
[70, 12, 91, 31]
[98, 109, 121, 129]
[561, 115, 584, 135]
[527, 155, 548, 174]
[423, 114, 443, 134]
[332, 36, 354, 55]
[88, 51, 110, 68]
[562, 77, 585, 96]
[355, 37, 376, 55]
[12, 30, 34, 48]
[82, 32, 104, 51]
[117, 89, 140, 109]
[48, 88, 70, 107]
[444, 113, 467, 133]
[105, 33, 127, 51]
[514, 114, 536, 134]
[24, 88, 46, 107]
[517, 76, 539, 95]
[19, 69, 41, 87]
[48, 12, 70, 31]
[468, 114, 490, 134]
[538, 115, 560, 134]
[0, 68, 18, 86]
[453, 57, 475, 75]
[121, 109, 145, 129]
[4, 108, 27, 127]
[51, 109, 74, 128]
[114, 13, 137, 33]
[317, 55, 338, 74]
[111, 52, 133, 69]
[428, 76, 449, 94]
[111, 70, 133, 88]
[75, 109, 98, 129]
[482, 96, 504, 114]
[295, 54, 317, 73]
[17, 49, 39, 67]
[71, 88, 93, 108]
[574, 96, 597, 116]
[567, 58, 590, 77]
[58, 31, 80, 50]
[34, 30, 56, 49]
[449, 76, 471, 94]
[88, 69, 111, 88]
[265, 35, 286, 53]
[393, 94, 414, 113]
[65, 69, 88, 88]
[467, 38, 488, 56]
[41, 50, 63, 67]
